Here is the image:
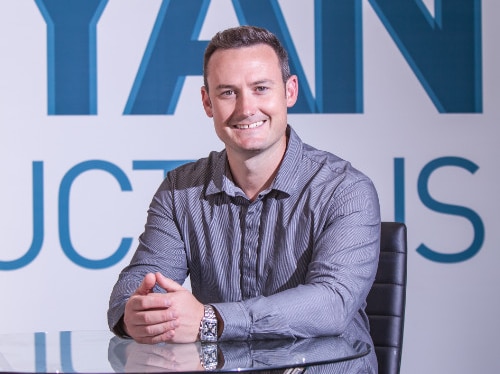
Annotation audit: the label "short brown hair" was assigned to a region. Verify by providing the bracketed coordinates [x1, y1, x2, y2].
[203, 25, 291, 91]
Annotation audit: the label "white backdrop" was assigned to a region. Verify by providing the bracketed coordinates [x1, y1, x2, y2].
[1, 1, 499, 373]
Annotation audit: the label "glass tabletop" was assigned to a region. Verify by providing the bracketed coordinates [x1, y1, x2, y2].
[0, 331, 370, 373]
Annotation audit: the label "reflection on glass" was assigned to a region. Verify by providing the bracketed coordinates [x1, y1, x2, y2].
[108, 335, 370, 373]
[0, 331, 370, 373]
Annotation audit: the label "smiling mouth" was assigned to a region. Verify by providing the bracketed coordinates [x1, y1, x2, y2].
[233, 120, 265, 129]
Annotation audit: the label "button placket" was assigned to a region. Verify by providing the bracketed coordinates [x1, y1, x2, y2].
[241, 200, 262, 298]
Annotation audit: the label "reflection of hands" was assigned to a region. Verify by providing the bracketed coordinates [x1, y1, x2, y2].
[123, 272, 204, 344]
[123, 341, 204, 372]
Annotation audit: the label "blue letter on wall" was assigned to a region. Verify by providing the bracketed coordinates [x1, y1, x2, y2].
[232, 0, 316, 113]
[417, 157, 484, 263]
[35, 0, 108, 115]
[58, 160, 133, 269]
[0, 162, 44, 270]
[314, 0, 363, 113]
[124, 0, 210, 115]
[126, 0, 364, 114]
[368, 0, 482, 113]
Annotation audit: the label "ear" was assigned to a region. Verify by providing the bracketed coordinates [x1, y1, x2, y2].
[285, 75, 299, 107]
[201, 86, 213, 117]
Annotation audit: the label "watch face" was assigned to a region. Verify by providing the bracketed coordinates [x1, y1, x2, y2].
[200, 305, 218, 342]
[201, 320, 217, 341]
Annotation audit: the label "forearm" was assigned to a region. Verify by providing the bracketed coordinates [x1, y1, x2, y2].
[108, 272, 143, 333]
[213, 291, 337, 341]
[213, 276, 375, 341]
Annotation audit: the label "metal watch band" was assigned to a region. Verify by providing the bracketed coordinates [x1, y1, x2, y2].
[199, 304, 218, 343]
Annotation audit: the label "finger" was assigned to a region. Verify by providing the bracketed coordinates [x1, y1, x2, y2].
[137, 318, 179, 336]
[155, 272, 184, 293]
[135, 326, 176, 345]
[134, 273, 157, 296]
[126, 315, 178, 343]
[131, 305, 177, 326]
[128, 293, 173, 313]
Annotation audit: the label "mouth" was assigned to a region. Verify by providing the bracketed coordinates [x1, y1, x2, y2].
[232, 120, 266, 130]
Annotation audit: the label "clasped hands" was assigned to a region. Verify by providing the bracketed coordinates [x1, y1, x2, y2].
[123, 272, 205, 345]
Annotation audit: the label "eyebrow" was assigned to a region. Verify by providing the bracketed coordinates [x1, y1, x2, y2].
[214, 84, 236, 91]
[214, 79, 276, 91]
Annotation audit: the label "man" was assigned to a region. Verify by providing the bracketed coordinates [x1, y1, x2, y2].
[108, 25, 380, 372]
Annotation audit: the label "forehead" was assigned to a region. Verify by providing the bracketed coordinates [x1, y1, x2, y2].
[206, 44, 281, 81]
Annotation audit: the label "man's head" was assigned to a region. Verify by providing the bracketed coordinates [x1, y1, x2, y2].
[203, 26, 291, 92]
[200, 25, 298, 161]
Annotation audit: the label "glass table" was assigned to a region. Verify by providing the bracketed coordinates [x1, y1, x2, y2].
[0, 331, 371, 373]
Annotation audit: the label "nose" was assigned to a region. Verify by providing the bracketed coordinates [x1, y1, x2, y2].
[234, 90, 256, 118]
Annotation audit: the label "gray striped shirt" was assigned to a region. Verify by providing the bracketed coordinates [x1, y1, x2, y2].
[108, 126, 380, 360]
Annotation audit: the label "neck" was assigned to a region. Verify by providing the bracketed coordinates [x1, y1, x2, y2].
[227, 142, 286, 202]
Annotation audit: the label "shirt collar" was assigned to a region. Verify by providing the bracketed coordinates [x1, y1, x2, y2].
[205, 150, 232, 196]
[269, 125, 302, 196]
[206, 125, 303, 198]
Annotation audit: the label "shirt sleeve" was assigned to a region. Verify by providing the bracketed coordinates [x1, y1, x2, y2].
[213, 177, 381, 341]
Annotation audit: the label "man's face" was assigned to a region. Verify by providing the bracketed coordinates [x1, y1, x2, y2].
[201, 44, 298, 159]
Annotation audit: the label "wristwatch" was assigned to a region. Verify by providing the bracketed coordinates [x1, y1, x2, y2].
[199, 305, 218, 342]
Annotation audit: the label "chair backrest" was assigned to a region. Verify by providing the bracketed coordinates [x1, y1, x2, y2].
[366, 222, 407, 374]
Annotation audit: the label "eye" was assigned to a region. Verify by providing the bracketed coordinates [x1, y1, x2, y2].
[221, 90, 235, 96]
[255, 86, 268, 93]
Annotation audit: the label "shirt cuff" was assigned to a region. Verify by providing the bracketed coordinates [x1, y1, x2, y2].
[112, 315, 131, 339]
[212, 301, 251, 341]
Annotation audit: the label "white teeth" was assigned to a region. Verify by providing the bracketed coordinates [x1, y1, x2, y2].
[235, 120, 264, 129]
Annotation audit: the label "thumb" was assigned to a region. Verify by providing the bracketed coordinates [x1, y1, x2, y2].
[134, 273, 156, 296]
[155, 272, 184, 292]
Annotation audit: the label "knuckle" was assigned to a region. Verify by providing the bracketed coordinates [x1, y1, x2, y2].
[143, 325, 154, 336]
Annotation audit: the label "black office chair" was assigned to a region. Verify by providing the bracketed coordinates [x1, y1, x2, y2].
[366, 222, 407, 374]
